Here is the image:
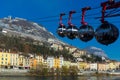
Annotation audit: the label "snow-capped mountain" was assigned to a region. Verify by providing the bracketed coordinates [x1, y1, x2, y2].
[84, 46, 108, 58]
[0, 16, 65, 44]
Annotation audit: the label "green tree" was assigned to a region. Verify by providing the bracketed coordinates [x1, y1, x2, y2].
[61, 66, 69, 76]
[69, 66, 79, 76]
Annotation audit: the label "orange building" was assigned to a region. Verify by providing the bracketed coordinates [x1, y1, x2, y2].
[29, 57, 37, 69]
[98, 63, 107, 71]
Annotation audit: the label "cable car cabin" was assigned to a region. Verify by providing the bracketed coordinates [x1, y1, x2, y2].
[66, 25, 78, 39]
[78, 25, 94, 42]
[95, 21, 119, 45]
[57, 25, 66, 37]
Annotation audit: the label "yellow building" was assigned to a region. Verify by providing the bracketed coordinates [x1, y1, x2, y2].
[19, 54, 42, 69]
[78, 62, 88, 70]
[0, 51, 23, 69]
[54, 58, 60, 68]
[35, 55, 44, 64]
[43, 60, 48, 68]
[51, 43, 63, 51]
[34, 55, 44, 69]
[109, 62, 116, 70]
[72, 49, 87, 58]
[0, 52, 11, 68]
[0, 52, 43, 70]
[54, 57, 64, 69]
[47, 56, 64, 69]
[65, 45, 77, 53]
[19, 54, 24, 68]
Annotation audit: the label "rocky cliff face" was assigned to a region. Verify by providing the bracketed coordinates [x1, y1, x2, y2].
[0, 16, 58, 42]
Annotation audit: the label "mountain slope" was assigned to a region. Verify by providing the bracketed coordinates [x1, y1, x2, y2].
[0, 16, 57, 42]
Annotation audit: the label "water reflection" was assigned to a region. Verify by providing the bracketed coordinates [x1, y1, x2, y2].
[0, 76, 120, 80]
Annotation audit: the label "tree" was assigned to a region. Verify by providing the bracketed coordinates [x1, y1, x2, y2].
[32, 63, 49, 76]
[69, 66, 79, 76]
[61, 66, 69, 76]
[55, 67, 61, 76]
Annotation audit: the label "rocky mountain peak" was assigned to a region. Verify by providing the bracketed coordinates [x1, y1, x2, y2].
[0, 16, 57, 42]
[84, 46, 108, 58]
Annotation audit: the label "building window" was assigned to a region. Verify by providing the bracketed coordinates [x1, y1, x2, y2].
[6, 58, 7, 60]
[1, 58, 4, 60]
[1, 62, 3, 64]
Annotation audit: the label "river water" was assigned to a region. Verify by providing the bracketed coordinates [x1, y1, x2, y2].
[0, 76, 120, 80]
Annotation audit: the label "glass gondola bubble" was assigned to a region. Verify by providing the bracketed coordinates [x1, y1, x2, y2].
[66, 25, 78, 39]
[57, 24, 66, 37]
[95, 21, 119, 45]
[78, 25, 94, 42]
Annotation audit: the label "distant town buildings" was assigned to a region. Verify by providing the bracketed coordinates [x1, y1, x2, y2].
[0, 42, 119, 72]
[0, 50, 120, 72]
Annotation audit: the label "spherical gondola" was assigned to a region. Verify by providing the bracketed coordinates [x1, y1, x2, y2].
[66, 25, 78, 39]
[78, 25, 94, 42]
[57, 24, 66, 37]
[95, 21, 119, 45]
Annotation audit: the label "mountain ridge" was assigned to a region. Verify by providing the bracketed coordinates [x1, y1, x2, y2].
[0, 16, 67, 44]
[84, 46, 108, 58]
[0, 16, 55, 40]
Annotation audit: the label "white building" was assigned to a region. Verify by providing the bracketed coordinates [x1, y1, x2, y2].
[90, 63, 98, 71]
[47, 57, 54, 68]
[10, 53, 19, 68]
[24, 57, 30, 69]
[47, 56, 64, 68]
[59, 57, 64, 68]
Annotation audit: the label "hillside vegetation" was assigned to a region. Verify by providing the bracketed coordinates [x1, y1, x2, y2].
[0, 34, 74, 60]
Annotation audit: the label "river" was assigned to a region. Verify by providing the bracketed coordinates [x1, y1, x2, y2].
[0, 76, 120, 80]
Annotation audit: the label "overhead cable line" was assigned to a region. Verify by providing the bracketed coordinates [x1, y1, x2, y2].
[106, 8, 120, 16]
[36, 11, 103, 22]
[30, 5, 120, 23]
[29, 6, 101, 21]
[85, 12, 101, 17]
[91, 6, 101, 10]
[36, 13, 120, 23]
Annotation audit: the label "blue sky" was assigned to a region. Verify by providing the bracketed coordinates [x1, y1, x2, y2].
[0, 0, 120, 61]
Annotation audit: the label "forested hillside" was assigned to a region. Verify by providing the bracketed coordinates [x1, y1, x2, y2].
[0, 34, 74, 60]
